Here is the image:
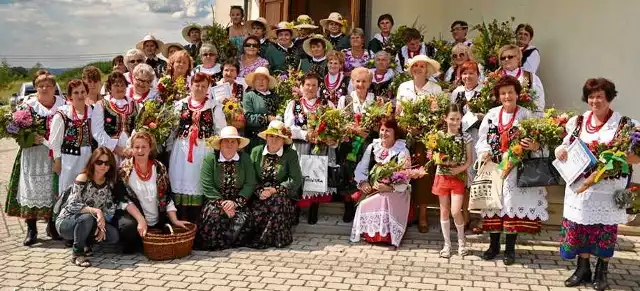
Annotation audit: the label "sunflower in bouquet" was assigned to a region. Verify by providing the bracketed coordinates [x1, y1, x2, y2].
[471, 17, 517, 72]
[275, 68, 304, 117]
[135, 101, 179, 147]
[222, 99, 246, 130]
[3, 106, 45, 147]
[397, 92, 451, 143]
[498, 109, 575, 178]
[575, 122, 634, 193]
[157, 75, 189, 104]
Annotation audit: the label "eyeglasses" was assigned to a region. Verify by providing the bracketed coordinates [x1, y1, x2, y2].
[202, 53, 216, 57]
[244, 43, 260, 48]
[500, 55, 516, 61]
[129, 59, 145, 64]
[135, 78, 152, 84]
[95, 160, 110, 166]
[452, 53, 466, 59]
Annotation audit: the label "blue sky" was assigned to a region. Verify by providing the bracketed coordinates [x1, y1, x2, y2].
[0, 0, 216, 68]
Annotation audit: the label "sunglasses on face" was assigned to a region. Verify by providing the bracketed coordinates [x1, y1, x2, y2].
[95, 160, 110, 166]
[202, 53, 216, 57]
[129, 59, 144, 64]
[500, 55, 516, 61]
[244, 43, 260, 48]
[452, 53, 466, 59]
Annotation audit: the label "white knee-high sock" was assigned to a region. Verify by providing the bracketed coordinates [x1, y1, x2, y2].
[441, 220, 451, 247]
[455, 222, 466, 245]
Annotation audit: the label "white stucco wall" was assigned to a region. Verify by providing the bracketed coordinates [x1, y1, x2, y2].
[370, 0, 639, 119]
[213, 0, 260, 26]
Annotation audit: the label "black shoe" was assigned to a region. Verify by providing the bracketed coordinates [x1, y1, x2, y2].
[46, 219, 61, 240]
[482, 232, 501, 260]
[503, 233, 518, 265]
[23, 219, 38, 246]
[565, 257, 592, 287]
[503, 251, 516, 266]
[592, 258, 610, 291]
[342, 202, 355, 223]
[293, 207, 300, 226]
[307, 203, 319, 225]
[64, 240, 73, 248]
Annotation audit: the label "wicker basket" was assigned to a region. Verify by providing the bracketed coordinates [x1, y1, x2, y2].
[142, 224, 197, 261]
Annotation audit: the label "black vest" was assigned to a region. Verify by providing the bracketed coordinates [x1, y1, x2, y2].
[60, 112, 95, 156]
[102, 99, 136, 138]
[177, 102, 218, 139]
[521, 48, 538, 68]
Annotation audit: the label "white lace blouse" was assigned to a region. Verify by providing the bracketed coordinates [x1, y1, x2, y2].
[354, 139, 411, 193]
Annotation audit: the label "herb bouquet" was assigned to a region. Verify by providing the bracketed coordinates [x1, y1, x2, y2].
[222, 99, 246, 129]
[275, 69, 304, 118]
[468, 71, 539, 114]
[135, 101, 179, 147]
[310, 107, 353, 154]
[157, 76, 189, 104]
[470, 17, 517, 72]
[397, 93, 451, 143]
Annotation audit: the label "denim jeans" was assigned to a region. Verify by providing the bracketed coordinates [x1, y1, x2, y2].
[58, 213, 119, 255]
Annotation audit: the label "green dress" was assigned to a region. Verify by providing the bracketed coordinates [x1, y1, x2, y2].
[327, 34, 350, 51]
[242, 90, 281, 151]
[264, 42, 301, 77]
[299, 57, 328, 77]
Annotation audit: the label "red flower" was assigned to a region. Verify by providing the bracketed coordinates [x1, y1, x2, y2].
[489, 56, 498, 64]
[157, 82, 166, 93]
[317, 121, 327, 134]
[354, 113, 363, 127]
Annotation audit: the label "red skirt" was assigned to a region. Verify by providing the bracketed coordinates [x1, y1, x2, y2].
[296, 194, 333, 208]
[482, 214, 542, 234]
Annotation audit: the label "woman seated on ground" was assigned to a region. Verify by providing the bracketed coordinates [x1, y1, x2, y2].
[350, 118, 411, 247]
[55, 147, 120, 267]
[116, 132, 190, 253]
[248, 120, 302, 248]
[196, 126, 256, 250]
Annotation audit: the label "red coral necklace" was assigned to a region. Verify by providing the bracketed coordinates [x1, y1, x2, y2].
[324, 72, 342, 90]
[585, 110, 613, 134]
[134, 160, 153, 182]
[188, 96, 207, 111]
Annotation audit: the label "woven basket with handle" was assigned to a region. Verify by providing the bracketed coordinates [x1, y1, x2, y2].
[142, 223, 196, 261]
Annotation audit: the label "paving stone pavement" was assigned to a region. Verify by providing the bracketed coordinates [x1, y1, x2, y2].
[1, 139, 640, 291]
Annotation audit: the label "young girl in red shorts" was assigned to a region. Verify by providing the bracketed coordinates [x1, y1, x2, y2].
[432, 104, 473, 258]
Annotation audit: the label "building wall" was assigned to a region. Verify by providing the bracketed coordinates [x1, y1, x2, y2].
[213, 0, 260, 26]
[369, 0, 639, 119]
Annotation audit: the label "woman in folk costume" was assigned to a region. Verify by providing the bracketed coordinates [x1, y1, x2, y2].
[320, 12, 350, 51]
[182, 24, 202, 62]
[226, 5, 247, 53]
[337, 67, 378, 222]
[117, 132, 190, 254]
[350, 118, 412, 247]
[516, 24, 540, 74]
[300, 34, 333, 77]
[248, 120, 303, 248]
[292, 15, 319, 57]
[91, 72, 136, 164]
[396, 55, 442, 233]
[366, 51, 396, 102]
[394, 28, 435, 74]
[476, 76, 548, 266]
[192, 44, 222, 81]
[242, 67, 280, 151]
[196, 127, 255, 250]
[215, 59, 247, 104]
[122, 49, 147, 86]
[50, 80, 96, 196]
[164, 50, 194, 91]
[368, 14, 394, 54]
[342, 28, 373, 76]
[444, 44, 485, 85]
[246, 17, 272, 58]
[82, 66, 103, 106]
[497, 44, 545, 115]
[168, 72, 226, 222]
[284, 72, 335, 224]
[264, 21, 300, 77]
[239, 36, 270, 78]
[126, 64, 158, 110]
[5, 70, 66, 246]
[557, 78, 640, 291]
[319, 50, 350, 105]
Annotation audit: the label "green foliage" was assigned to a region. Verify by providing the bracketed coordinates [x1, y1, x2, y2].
[56, 61, 111, 91]
[0, 61, 13, 90]
[471, 17, 517, 72]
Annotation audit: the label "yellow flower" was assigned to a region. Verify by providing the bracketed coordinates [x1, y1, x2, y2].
[426, 134, 438, 150]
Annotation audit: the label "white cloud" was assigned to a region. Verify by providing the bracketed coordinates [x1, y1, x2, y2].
[0, 0, 215, 68]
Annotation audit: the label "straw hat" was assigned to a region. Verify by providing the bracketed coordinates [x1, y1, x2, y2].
[274, 21, 296, 37]
[294, 15, 318, 29]
[405, 55, 441, 76]
[319, 12, 346, 29]
[209, 126, 250, 150]
[247, 17, 271, 36]
[302, 34, 333, 57]
[245, 67, 278, 89]
[136, 35, 164, 55]
[258, 120, 293, 144]
[160, 42, 185, 59]
[181, 24, 202, 43]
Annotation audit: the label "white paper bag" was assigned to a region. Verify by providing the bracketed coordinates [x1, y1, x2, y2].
[300, 154, 328, 193]
[468, 161, 503, 210]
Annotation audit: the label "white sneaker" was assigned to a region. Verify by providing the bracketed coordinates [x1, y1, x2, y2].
[458, 240, 469, 257]
[439, 245, 452, 258]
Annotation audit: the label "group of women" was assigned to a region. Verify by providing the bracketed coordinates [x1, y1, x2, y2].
[3, 8, 638, 291]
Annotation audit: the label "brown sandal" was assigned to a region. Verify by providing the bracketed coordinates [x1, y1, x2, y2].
[418, 223, 429, 233]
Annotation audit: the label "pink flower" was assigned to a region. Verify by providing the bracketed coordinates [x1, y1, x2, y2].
[105, 117, 112, 123]
[12, 110, 33, 128]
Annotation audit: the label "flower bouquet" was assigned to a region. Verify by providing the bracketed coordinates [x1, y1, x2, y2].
[613, 184, 640, 215]
[275, 69, 305, 117]
[310, 107, 352, 154]
[630, 128, 640, 156]
[3, 107, 45, 147]
[470, 17, 517, 72]
[428, 36, 453, 77]
[135, 100, 179, 146]
[202, 17, 238, 62]
[397, 92, 451, 143]
[387, 72, 412, 98]
[0, 105, 12, 139]
[359, 100, 393, 132]
[575, 123, 633, 193]
[157, 75, 189, 104]
[385, 18, 427, 57]
[351, 160, 427, 203]
[498, 109, 575, 178]
[222, 99, 246, 129]
[423, 130, 466, 166]
[468, 71, 539, 114]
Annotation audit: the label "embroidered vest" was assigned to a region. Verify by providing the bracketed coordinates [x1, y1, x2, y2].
[177, 102, 217, 139]
[101, 99, 136, 138]
[320, 75, 349, 104]
[60, 112, 94, 156]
